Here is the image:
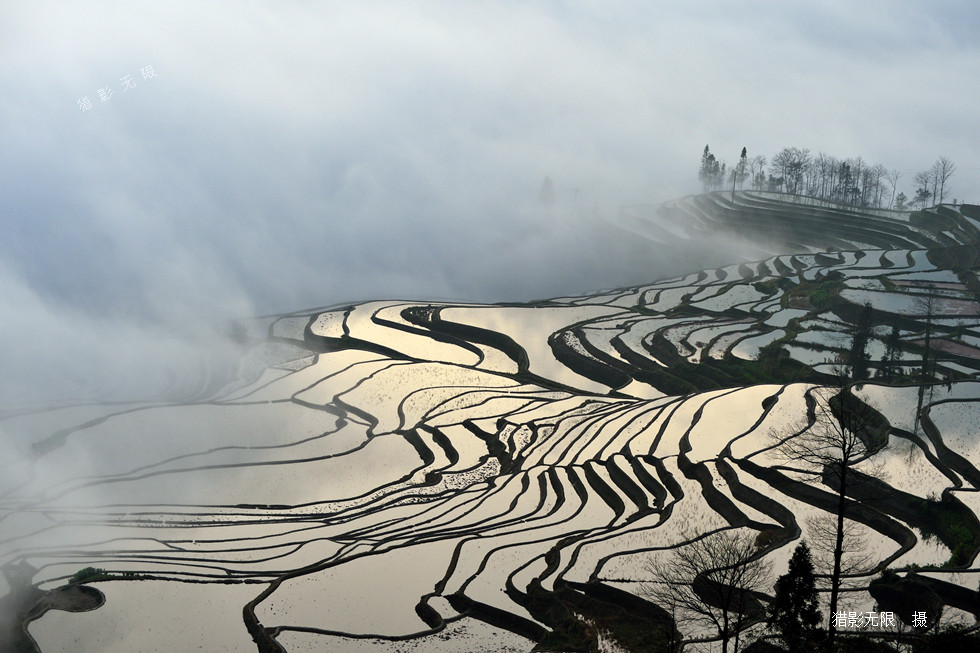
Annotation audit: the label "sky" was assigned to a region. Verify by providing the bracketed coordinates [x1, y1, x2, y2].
[2, 0, 980, 402]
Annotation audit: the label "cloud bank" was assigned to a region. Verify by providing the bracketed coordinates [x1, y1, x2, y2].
[2, 0, 979, 401]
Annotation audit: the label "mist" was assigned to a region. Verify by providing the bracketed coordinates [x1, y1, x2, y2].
[2, 0, 980, 402]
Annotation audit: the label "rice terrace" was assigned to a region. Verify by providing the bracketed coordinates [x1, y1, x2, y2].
[6, 184, 980, 652]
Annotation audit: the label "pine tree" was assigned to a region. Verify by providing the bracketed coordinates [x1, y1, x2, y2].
[894, 192, 908, 211]
[699, 145, 722, 191]
[769, 541, 821, 651]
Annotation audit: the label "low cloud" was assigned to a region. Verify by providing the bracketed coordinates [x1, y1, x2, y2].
[2, 1, 979, 401]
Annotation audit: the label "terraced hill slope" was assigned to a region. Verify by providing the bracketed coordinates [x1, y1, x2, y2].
[5, 192, 980, 652]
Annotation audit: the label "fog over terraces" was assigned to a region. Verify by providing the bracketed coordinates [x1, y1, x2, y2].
[5, 3, 980, 651]
[6, 192, 980, 652]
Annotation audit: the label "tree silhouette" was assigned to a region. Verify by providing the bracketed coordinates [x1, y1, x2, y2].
[894, 192, 909, 211]
[914, 170, 934, 208]
[875, 325, 903, 381]
[847, 303, 874, 381]
[933, 157, 956, 204]
[644, 530, 771, 653]
[771, 385, 889, 644]
[700, 145, 723, 191]
[733, 146, 748, 199]
[769, 541, 821, 651]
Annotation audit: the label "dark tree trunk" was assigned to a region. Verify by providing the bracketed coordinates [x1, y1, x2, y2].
[827, 464, 848, 643]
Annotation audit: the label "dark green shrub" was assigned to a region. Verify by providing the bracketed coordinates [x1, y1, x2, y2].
[69, 567, 108, 584]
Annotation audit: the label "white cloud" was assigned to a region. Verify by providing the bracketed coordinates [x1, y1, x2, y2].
[2, 0, 979, 400]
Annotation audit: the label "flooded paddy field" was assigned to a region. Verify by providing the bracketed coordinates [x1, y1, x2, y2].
[6, 195, 980, 651]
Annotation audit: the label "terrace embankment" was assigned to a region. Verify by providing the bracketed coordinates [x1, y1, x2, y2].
[0, 562, 104, 653]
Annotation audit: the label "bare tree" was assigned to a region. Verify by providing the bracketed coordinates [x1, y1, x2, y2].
[644, 530, 771, 653]
[770, 147, 812, 196]
[871, 164, 888, 208]
[933, 156, 956, 204]
[769, 149, 792, 193]
[850, 156, 867, 206]
[805, 514, 874, 578]
[859, 163, 878, 207]
[836, 159, 859, 205]
[726, 147, 939, 210]
[913, 169, 934, 208]
[771, 385, 889, 644]
[885, 169, 903, 209]
[812, 152, 836, 198]
[748, 155, 767, 190]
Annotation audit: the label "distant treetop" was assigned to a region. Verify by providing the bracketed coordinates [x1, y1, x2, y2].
[698, 145, 956, 211]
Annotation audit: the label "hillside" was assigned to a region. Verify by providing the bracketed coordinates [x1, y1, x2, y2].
[5, 192, 980, 652]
